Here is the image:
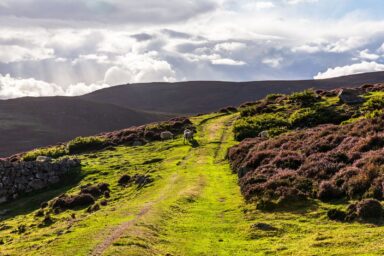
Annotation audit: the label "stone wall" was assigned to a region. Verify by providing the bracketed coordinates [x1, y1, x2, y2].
[0, 158, 80, 204]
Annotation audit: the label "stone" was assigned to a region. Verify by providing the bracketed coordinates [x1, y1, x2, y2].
[29, 179, 46, 190]
[48, 176, 60, 184]
[132, 140, 143, 146]
[338, 88, 365, 104]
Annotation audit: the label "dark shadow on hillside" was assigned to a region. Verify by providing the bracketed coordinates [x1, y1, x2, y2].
[0, 167, 84, 221]
[190, 139, 200, 148]
[257, 199, 320, 215]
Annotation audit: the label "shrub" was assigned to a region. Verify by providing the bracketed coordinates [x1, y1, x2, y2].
[118, 174, 131, 186]
[289, 90, 320, 107]
[362, 95, 384, 111]
[67, 136, 107, 154]
[233, 113, 289, 141]
[80, 183, 110, 197]
[356, 199, 383, 221]
[50, 193, 95, 210]
[265, 93, 285, 102]
[327, 209, 347, 222]
[317, 181, 343, 201]
[289, 106, 348, 128]
[22, 145, 68, 161]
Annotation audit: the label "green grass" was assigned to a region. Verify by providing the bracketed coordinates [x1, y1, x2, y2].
[2, 113, 384, 255]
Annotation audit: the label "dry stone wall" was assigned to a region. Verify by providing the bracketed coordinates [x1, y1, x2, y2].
[0, 158, 80, 204]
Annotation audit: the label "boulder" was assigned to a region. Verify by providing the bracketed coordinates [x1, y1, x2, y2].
[338, 88, 365, 104]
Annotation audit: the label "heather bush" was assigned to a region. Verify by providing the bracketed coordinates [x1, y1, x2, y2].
[67, 136, 108, 154]
[288, 89, 320, 107]
[289, 106, 349, 128]
[229, 116, 384, 208]
[22, 145, 68, 161]
[355, 199, 383, 221]
[362, 94, 384, 112]
[327, 209, 347, 222]
[318, 181, 343, 201]
[233, 114, 289, 141]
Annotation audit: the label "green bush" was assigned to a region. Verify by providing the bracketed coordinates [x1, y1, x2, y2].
[67, 136, 107, 154]
[22, 145, 68, 161]
[289, 106, 349, 128]
[265, 93, 285, 102]
[289, 90, 320, 107]
[362, 95, 384, 111]
[233, 113, 289, 140]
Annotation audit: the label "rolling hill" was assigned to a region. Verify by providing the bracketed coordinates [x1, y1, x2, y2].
[82, 71, 384, 114]
[0, 97, 170, 157]
[1, 71, 384, 157]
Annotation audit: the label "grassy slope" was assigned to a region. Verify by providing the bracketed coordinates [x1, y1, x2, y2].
[1, 113, 384, 255]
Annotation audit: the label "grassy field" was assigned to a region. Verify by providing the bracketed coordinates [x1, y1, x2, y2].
[1, 113, 384, 255]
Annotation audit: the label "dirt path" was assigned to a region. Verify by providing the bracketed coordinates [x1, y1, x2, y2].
[89, 114, 232, 256]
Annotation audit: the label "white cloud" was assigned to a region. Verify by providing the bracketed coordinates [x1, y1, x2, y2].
[0, 73, 110, 99]
[359, 49, 380, 61]
[314, 61, 384, 79]
[211, 58, 246, 65]
[0, 45, 54, 63]
[0, 0, 217, 26]
[252, 1, 275, 9]
[104, 52, 176, 85]
[262, 57, 283, 68]
[285, 0, 318, 4]
[1, 0, 384, 99]
[378, 43, 384, 53]
[324, 37, 365, 53]
[214, 42, 246, 52]
[292, 44, 320, 53]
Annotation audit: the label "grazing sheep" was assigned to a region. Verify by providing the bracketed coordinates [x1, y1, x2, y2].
[36, 156, 52, 163]
[259, 131, 269, 139]
[183, 129, 194, 144]
[160, 131, 174, 140]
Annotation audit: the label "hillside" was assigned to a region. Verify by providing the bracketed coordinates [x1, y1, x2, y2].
[82, 71, 384, 114]
[0, 97, 170, 157]
[1, 71, 384, 157]
[2, 83, 384, 255]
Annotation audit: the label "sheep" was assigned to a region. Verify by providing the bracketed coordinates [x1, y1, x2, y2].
[183, 129, 194, 144]
[160, 131, 174, 140]
[36, 156, 52, 163]
[259, 130, 269, 139]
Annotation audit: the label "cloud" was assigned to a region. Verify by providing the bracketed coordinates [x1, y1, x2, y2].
[314, 61, 384, 79]
[0, 0, 217, 26]
[285, 0, 318, 4]
[214, 42, 246, 52]
[0, 45, 54, 63]
[103, 52, 177, 85]
[1, 0, 384, 99]
[211, 58, 246, 66]
[262, 57, 283, 68]
[0, 73, 110, 99]
[378, 43, 384, 53]
[252, 1, 275, 9]
[359, 49, 380, 61]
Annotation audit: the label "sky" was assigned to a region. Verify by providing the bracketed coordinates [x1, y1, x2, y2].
[0, 0, 384, 99]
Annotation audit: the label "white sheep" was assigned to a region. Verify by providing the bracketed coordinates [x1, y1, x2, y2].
[36, 156, 52, 163]
[259, 130, 269, 139]
[183, 129, 194, 144]
[160, 131, 174, 140]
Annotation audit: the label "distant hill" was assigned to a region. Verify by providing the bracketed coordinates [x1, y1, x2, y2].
[0, 97, 170, 157]
[1, 71, 384, 157]
[82, 71, 384, 114]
